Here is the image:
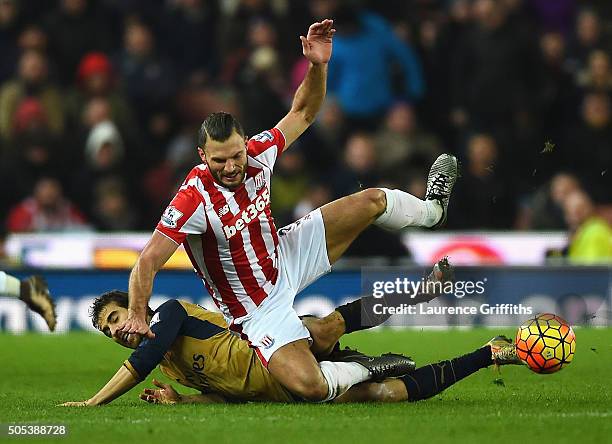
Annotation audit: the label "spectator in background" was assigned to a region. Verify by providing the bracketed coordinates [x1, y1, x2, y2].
[70, 120, 130, 219]
[17, 24, 48, 54]
[375, 102, 442, 181]
[451, 0, 536, 134]
[0, 127, 63, 214]
[0, 50, 64, 142]
[322, 1, 424, 129]
[566, 8, 610, 73]
[270, 150, 311, 227]
[418, 0, 471, 143]
[160, 0, 219, 83]
[217, 0, 289, 59]
[516, 172, 582, 230]
[331, 132, 380, 198]
[536, 31, 577, 144]
[91, 178, 139, 231]
[0, 0, 20, 84]
[43, 0, 112, 85]
[232, 19, 288, 135]
[64, 52, 135, 137]
[299, 99, 346, 173]
[448, 133, 516, 229]
[7, 177, 88, 232]
[114, 19, 176, 126]
[293, 182, 333, 220]
[576, 49, 612, 94]
[0, 1, 611, 237]
[564, 92, 612, 202]
[563, 190, 612, 263]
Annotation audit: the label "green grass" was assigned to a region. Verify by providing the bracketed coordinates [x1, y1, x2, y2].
[1, 329, 611, 444]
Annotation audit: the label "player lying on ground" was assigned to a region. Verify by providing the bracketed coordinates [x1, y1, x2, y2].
[60, 289, 521, 406]
[60, 259, 452, 406]
[0, 271, 56, 331]
[118, 18, 459, 403]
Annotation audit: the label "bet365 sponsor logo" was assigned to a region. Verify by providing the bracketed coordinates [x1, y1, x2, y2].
[222, 188, 270, 240]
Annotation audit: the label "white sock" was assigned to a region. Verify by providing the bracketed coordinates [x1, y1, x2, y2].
[0, 271, 21, 298]
[319, 361, 370, 402]
[374, 188, 442, 229]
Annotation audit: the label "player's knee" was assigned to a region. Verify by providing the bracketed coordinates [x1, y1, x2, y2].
[297, 380, 329, 402]
[358, 188, 387, 217]
[290, 373, 329, 401]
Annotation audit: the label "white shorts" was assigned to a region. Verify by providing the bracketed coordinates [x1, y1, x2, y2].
[229, 209, 332, 366]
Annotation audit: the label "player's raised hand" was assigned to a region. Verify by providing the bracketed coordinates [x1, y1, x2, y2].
[300, 19, 335, 64]
[140, 379, 181, 405]
[117, 311, 155, 339]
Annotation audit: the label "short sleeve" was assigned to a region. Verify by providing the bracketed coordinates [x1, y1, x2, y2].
[246, 127, 286, 170]
[156, 186, 207, 244]
[127, 300, 188, 380]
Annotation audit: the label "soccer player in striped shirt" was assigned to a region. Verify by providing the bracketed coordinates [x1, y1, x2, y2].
[117, 19, 459, 403]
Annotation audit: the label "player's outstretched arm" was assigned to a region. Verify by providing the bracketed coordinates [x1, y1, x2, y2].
[276, 19, 335, 149]
[119, 231, 179, 339]
[59, 365, 139, 407]
[140, 379, 227, 405]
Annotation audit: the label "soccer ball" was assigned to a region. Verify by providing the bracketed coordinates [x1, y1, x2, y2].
[515, 313, 576, 374]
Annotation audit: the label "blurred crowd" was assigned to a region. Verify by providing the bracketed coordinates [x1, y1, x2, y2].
[0, 0, 611, 252]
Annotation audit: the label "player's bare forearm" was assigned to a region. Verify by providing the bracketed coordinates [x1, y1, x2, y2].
[89, 365, 140, 406]
[276, 19, 334, 147]
[126, 232, 179, 324]
[60, 365, 139, 407]
[277, 63, 328, 147]
[127, 255, 156, 318]
[291, 62, 327, 125]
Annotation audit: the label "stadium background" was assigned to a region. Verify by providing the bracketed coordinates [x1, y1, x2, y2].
[0, 2, 611, 443]
[0, 0, 610, 331]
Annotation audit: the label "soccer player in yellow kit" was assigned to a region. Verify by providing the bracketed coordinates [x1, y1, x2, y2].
[60, 285, 521, 406]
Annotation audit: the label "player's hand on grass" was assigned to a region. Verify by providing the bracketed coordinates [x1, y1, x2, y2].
[140, 379, 181, 405]
[301, 19, 335, 65]
[117, 310, 155, 339]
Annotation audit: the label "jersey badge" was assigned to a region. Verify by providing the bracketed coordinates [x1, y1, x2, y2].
[260, 334, 275, 349]
[161, 205, 183, 228]
[149, 312, 161, 327]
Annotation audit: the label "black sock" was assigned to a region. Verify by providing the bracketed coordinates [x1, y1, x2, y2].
[335, 297, 393, 334]
[400, 346, 492, 401]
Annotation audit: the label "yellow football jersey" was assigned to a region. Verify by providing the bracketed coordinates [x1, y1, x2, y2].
[123, 300, 293, 403]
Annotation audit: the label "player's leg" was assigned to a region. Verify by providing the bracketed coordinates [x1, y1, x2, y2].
[305, 258, 454, 357]
[334, 336, 523, 403]
[243, 296, 415, 402]
[267, 339, 366, 401]
[0, 271, 56, 331]
[267, 339, 414, 402]
[321, 154, 458, 264]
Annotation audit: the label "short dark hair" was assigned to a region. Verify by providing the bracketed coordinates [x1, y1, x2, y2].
[197, 112, 244, 148]
[89, 290, 153, 330]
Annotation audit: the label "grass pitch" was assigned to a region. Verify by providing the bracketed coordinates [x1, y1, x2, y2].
[1, 328, 611, 444]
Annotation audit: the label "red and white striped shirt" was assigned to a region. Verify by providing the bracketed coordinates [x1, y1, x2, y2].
[156, 128, 286, 322]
